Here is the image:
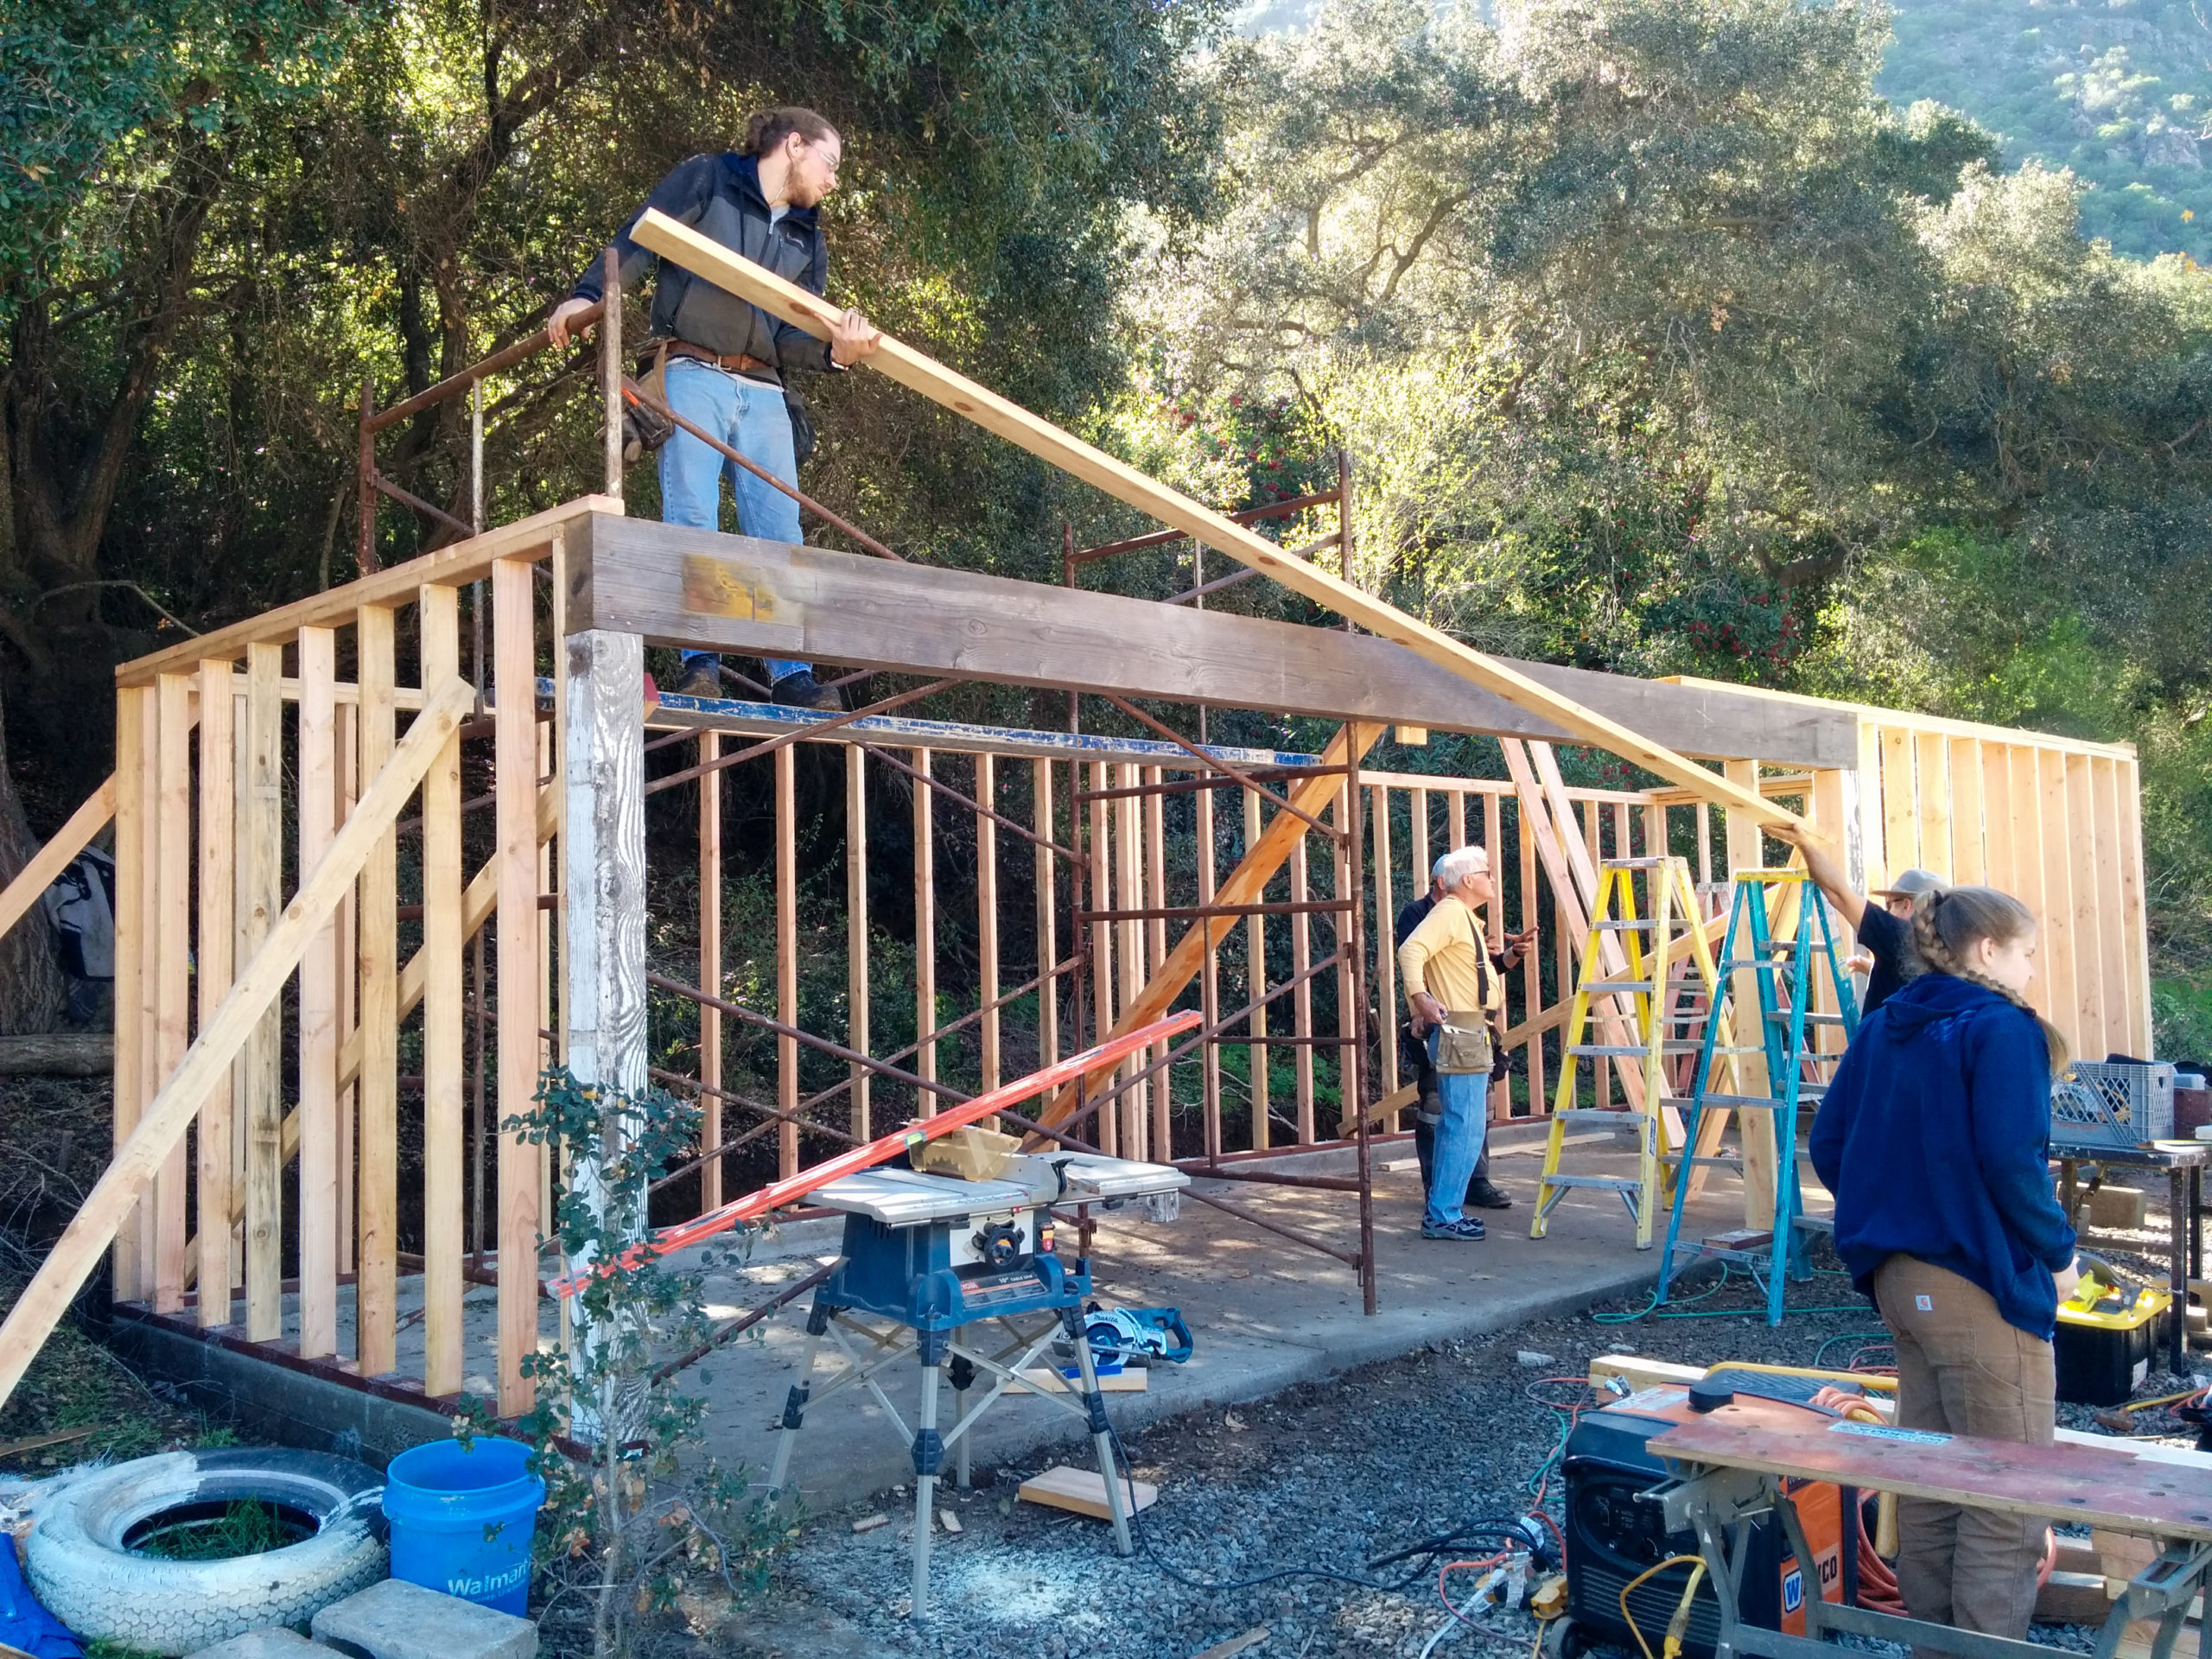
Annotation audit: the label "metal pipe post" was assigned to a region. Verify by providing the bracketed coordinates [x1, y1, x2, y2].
[1349, 758, 1376, 1314]
[601, 247, 623, 499]
[358, 379, 377, 575]
[470, 378, 485, 534]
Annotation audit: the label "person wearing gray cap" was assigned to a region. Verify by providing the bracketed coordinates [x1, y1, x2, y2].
[1770, 824, 1944, 1015]
[1395, 849, 1535, 1218]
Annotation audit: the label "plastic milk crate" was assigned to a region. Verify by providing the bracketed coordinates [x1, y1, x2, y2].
[2049, 1061, 2177, 1152]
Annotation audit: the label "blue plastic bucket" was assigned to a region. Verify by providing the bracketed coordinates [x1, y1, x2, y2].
[383, 1437, 544, 1614]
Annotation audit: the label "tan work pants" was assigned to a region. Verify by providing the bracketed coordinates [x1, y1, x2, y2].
[1872, 1255, 2056, 1653]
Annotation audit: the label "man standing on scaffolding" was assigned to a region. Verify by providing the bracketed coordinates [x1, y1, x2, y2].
[549, 105, 880, 708]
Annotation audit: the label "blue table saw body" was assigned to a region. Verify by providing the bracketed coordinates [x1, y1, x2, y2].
[823, 1211, 1091, 1333]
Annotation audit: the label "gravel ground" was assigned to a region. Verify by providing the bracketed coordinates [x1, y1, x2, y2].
[664, 1233, 2209, 1659]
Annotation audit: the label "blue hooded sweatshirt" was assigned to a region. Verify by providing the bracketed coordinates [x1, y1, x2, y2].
[1808, 972, 2075, 1340]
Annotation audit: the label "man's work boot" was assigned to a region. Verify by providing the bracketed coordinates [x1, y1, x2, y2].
[671, 660, 723, 700]
[1465, 1179, 1514, 1211]
[771, 670, 842, 711]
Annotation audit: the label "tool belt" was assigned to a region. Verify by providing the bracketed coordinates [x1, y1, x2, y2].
[665, 340, 778, 379]
[1427, 1012, 1494, 1076]
[620, 340, 676, 464]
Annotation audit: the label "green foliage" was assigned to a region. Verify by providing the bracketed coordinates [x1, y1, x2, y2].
[486, 1067, 779, 1654]
[2153, 976, 2212, 1061]
[1877, 0, 2212, 263]
[10, 0, 2212, 1044]
[1128, 0, 2212, 988]
[132, 1497, 308, 1560]
[0, 0, 1231, 803]
[0, 0, 363, 283]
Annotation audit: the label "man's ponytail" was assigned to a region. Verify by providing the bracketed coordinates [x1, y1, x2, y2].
[1911, 887, 2071, 1071]
[741, 106, 837, 157]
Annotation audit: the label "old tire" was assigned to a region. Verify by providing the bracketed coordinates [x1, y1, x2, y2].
[26, 1447, 387, 1655]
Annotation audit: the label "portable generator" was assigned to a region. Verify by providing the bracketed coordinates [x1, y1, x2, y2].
[1557, 1372, 1860, 1659]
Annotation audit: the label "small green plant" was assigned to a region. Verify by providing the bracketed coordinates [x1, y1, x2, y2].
[132, 1498, 308, 1560]
[486, 1067, 780, 1657]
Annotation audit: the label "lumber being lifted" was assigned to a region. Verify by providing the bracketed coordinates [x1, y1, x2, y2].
[628, 209, 1803, 830]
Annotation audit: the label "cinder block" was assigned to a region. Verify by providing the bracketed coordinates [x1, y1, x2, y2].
[2035, 1568, 2112, 1625]
[311, 1580, 536, 1659]
[186, 1630, 326, 1659]
[2090, 1186, 2148, 1230]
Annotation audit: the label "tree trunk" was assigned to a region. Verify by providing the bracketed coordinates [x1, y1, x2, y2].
[0, 678, 68, 1034]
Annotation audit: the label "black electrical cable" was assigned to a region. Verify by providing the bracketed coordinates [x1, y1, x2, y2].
[1103, 1418, 1554, 1595]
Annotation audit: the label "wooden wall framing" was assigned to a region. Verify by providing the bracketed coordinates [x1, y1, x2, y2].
[92, 496, 2149, 1427]
[105, 515, 564, 1417]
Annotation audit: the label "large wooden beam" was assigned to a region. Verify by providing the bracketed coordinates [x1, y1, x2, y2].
[1030, 723, 1386, 1134]
[569, 515, 1856, 771]
[0, 675, 474, 1414]
[629, 209, 1804, 822]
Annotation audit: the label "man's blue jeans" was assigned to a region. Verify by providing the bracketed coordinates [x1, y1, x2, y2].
[661, 357, 809, 688]
[1423, 1056, 1488, 1230]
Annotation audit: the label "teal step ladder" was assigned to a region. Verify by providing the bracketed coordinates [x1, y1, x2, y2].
[1656, 870, 1861, 1325]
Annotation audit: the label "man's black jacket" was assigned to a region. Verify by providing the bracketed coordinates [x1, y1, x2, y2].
[571, 152, 836, 385]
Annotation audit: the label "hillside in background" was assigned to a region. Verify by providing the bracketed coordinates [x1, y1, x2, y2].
[1879, 0, 2212, 261]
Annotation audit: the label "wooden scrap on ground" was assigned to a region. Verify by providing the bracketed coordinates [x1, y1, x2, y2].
[1018, 1365, 1148, 1394]
[1192, 1629, 1270, 1659]
[1017, 1464, 1159, 1521]
[0, 1426, 97, 1461]
[1586, 1354, 1703, 1391]
[851, 1512, 889, 1533]
[938, 1509, 962, 1535]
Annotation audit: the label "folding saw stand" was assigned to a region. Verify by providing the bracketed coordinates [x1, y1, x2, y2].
[1645, 1402, 2212, 1659]
[765, 1149, 1189, 1616]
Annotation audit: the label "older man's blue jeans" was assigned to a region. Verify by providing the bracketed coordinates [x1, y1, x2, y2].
[661, 357, 809, 688]
[1423, 1065, 1488, 1230]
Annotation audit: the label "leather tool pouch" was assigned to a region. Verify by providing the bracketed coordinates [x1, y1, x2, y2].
[784, 386, 817, 466]
[1429, 1015, 1494, 1076]
[621, 341, 675, 463]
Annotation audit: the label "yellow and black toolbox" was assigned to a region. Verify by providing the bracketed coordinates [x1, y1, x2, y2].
[2055, 1267, 2172, 1407]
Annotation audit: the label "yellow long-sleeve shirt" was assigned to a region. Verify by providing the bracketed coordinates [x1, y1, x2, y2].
[1398, 895, 1503, 1015]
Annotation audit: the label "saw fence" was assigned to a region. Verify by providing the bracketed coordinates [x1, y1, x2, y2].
[0, 251, 2154, 1430]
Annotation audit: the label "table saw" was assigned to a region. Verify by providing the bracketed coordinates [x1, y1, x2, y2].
[764, 1138, 1188, 1616]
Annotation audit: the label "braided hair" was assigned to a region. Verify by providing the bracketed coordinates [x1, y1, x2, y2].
[1910, 885, 2070, 1071]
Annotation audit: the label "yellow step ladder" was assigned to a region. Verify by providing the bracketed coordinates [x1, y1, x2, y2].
[1529, 856, 1729, 1249]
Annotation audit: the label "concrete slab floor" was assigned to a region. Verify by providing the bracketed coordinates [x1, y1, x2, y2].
[681, 1125, 1818, 1513]
[130, 1122, 1825, 1507]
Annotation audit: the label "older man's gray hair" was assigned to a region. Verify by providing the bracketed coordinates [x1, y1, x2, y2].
[1434, 845, 1489, 891]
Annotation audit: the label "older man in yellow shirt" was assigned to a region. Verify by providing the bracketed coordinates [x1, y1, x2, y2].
[1399, 845, 1507, 1241]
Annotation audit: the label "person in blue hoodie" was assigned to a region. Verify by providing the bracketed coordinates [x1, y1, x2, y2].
[1810, 885, 2078, 1651]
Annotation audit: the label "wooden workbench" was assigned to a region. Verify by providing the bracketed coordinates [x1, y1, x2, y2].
[1648, 1403, 2212, 1659]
